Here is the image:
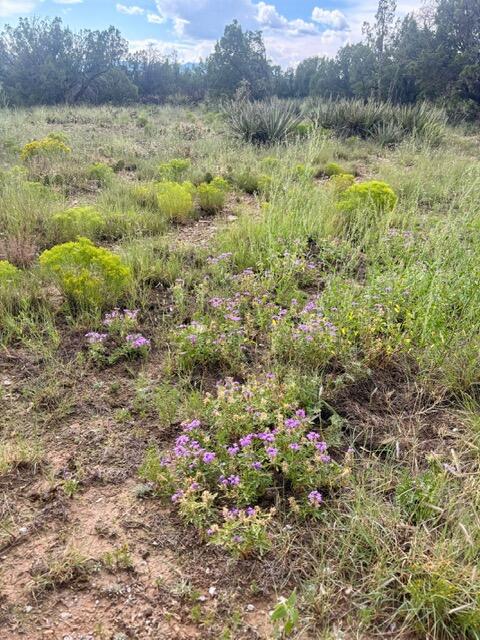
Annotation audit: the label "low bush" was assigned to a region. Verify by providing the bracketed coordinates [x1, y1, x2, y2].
[156, 181, 195, 222]
[223, 99, 303, 145]
[140, 375, 347, 556]
[21, 133, 71, 162]
[49, 206, 104, 242]
[338, 180, 398, 216]
[306, 99, 446, 145]
[86, 162, 114, 186]
[158, 158, 190, 182]
[85, 308, 150, 365]
[39, 237, 131, 311]
[197, 177, 229, 213]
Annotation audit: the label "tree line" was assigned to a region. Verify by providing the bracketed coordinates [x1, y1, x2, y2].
[0, 0, 478, 119]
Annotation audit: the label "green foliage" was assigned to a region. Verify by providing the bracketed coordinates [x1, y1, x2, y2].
[338, 180, 398, 215]
[329, 173, 355, 192]
[49, 206, 104, 242]
[197, 177, 229, 213]
[324, 161, 344, 176]
[156, 181, 195, 222]
[306, 99, 447, 144]
[0, 260, 20, 283]
[396, 466, 446, 524]
[271, 591, 299, 638]
[233, 170, 260, 194]
[158, 158, 191, 182]
[86, 162, 114, 186]
[223, 99, 303, 144]
[39, 237, 131, 311]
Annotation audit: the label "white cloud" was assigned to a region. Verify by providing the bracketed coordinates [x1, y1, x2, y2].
[53, 0, 83, 5]
[116, 3, 144, 15]
[256, 2, 317, 35]
[147, 12, 165, 24]
[129, 37, 213, 62]
[155, 0, 254, 39]
[0, 0, 37, 16]
[312, 7, 348, 30]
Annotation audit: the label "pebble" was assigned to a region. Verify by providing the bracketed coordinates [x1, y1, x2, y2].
[246, 604, 255, 612]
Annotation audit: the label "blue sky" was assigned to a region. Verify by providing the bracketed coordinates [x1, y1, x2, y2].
[0, 0, 423, 66]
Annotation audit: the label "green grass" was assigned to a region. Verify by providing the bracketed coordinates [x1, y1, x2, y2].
[1, 102, 480, 639]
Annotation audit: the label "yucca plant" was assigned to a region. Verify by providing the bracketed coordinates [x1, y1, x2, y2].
[304, 98, 446, 145]
[222, 99, 303, 145]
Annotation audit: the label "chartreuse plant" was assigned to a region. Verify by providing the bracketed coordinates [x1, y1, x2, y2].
[140, 375, 348, 557]
[49, 206, 104, 242]
[156, 181, 195, 222]
[338, 180, 397, 215]
[86, 162, 114, 186]
[158, 158, 191, 181]
[197, 176, 229, 213]
[0, 260, 22, 312]
[39, 237, 131, 311]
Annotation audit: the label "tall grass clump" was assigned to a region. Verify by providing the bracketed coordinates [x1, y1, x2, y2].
[305, 99, 446, 145]
[222, 99, 303, 144]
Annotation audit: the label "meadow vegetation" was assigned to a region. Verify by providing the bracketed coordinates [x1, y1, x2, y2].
[1, 100, 479, 639]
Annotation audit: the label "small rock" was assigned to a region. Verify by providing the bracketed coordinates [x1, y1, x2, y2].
[246, 604, 255, 612]
[208, 586, 217, 597]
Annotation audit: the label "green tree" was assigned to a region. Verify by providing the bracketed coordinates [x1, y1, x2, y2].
[206, 21, 273, 99]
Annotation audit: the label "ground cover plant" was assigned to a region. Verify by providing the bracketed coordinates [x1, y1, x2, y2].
[0, 101, 479, 640]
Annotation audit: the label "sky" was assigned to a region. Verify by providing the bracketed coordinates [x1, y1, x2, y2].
[0, 0, 424, 67]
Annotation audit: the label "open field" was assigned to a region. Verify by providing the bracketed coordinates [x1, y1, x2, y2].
[0, 103, 480, 639]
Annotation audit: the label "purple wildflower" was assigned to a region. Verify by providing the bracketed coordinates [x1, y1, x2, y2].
[202, 451, 216, 464]
[85, 332, 108, 344]
[126, 334, 151, 349]
[308, 490, 323, 506]
[266, 446, 278, 459]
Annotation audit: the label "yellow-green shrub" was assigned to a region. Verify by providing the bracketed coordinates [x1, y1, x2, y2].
[0, 260, 23, 312]
[338, 180, 398, 214]
[131, 182, 158, 209]
[0, 260, 20, 284]
[158, 158, 190, 182]
[39, 237, 131, 311]
[156, 181, 195, 222]
[21, 134, 71, 161]
[87, 162, 114, 186]
[197, 177, 229, 213]
[324, 161, 344, 177]
[329, 173, 355, 193]
[49, 206, 104, 242]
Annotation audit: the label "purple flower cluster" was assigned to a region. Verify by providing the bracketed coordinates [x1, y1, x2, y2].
[85, 331, 108, 344]
[103, 308, 139, 326]
[126, 333, 151, 349]
[308, 490, 323, 506]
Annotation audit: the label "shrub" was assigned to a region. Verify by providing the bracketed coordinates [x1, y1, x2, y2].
[87, 162, 114, 186]
[131, 182, 158, 209]
[197, 177, 229, 213]
[0, 260, 22, 309]
[139, 375, 346, 556]
[158, 158, 190, 182]
[234, 170, 260, 194]
[324, 161, 344, 177]
[21, 134, 71, 161]
[305, 98, 446, 145]
[223, 99, 303, 144]
[329, 173, 355, 193]
[85, 309, 150, 365]
[0, 260, 21, 283]
[156, 181, 195, 222]
[338, 180, 398, 216]
[49, 206, 104, 242]
[39, 237, 131, 311]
